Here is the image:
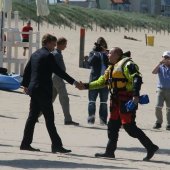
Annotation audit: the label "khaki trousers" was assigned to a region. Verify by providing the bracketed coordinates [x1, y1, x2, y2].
[52, 75, 72, 122]
[155, 88, 170, 126]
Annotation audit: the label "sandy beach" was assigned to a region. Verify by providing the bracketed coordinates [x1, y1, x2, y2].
[0, 21, 170, 170]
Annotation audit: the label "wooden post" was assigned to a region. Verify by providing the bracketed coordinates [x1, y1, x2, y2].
[79, 28, 85, 68]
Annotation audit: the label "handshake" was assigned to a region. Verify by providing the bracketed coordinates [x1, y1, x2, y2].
[125, 95, 150, 112]
[74, 81, 88, 90]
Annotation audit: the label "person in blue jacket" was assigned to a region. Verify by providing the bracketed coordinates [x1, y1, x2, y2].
[87, 37, 109, 125]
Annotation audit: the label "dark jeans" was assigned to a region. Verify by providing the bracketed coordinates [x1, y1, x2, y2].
[21, 90, 62, 148]
[105, 118, 155, 154]
[88, 87, 108, 123]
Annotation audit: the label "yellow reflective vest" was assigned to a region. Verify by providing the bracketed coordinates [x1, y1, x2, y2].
[89, 57, 141, 92]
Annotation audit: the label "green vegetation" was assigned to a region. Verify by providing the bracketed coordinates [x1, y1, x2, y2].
[12, 1, 170, 32]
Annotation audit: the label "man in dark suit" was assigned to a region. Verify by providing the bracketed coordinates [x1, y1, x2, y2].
[20, 33, 82, 153]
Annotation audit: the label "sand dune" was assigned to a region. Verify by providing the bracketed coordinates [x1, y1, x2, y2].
[0, 20, 170, 170]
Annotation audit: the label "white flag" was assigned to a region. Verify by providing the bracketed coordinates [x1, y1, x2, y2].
[36, 0, 50, 16]
[2, 0, 12, 12]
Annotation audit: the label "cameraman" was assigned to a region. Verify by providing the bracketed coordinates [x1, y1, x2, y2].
[87, 37, 109, 125]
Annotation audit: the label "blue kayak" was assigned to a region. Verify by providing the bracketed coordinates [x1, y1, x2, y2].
[0, 74, 21, 90]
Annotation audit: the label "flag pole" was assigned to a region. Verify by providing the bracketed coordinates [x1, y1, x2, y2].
[0, 11, 4, 67]
[38, 16, 40, 31]
[36, 0, 50, 31]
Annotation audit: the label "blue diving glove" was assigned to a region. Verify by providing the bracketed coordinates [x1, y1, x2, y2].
[125, 100, 137, 112]
[139, 95, 149, 104]
[125, 95, 149, 112]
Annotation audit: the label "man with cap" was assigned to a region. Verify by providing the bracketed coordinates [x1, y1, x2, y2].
[21, 20, 33, 56]
[152, 51, 170, 130]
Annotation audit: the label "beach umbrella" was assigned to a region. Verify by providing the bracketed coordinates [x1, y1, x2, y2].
[36, 0, 50, 31]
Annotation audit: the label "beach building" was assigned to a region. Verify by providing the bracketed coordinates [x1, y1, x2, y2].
[129, 0, 161, 15]
[161, 0, 170, 16]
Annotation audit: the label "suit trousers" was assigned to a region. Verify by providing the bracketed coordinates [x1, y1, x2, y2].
[21, 90, 63, 148]
[52, 75, 72, 122]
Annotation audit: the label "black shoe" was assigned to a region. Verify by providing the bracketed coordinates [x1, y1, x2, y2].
[52, 146, 72, 153]
[143, 145, 159, 161]
[153, 123, 161, 129]
[64, 121, 79, 126]
[166, 125, 170, 130]
[95, 152, 115, 158]
[20, 145, 40, 152]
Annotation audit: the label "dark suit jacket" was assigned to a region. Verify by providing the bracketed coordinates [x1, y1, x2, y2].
[22, 47, 75, 98]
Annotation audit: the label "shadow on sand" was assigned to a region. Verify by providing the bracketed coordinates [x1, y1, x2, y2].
[77, 124, 107, 131]
[0, 159, 134, 169]
[0, 114, 17, 119]
[0, 89, 23, 94]
[117, 146, 170, 156]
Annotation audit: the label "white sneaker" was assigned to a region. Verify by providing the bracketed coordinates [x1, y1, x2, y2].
[100, 119, 107, 125]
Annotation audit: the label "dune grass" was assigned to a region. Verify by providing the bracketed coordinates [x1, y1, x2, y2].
[12, 1, 170, 32]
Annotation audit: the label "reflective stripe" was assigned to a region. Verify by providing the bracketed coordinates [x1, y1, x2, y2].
[156, 106, 170, 110]
[89, 101, 107, 104]
[155, 106, 163, 109]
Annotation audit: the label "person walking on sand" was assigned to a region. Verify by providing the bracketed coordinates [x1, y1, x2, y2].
[52, 37, 79, 125]
[152, 51, 170, 130]
[20, 34, 82, 153]
[39, 37, 79, 125]
[82, 47, 159, 161]
[21, 20, 33, 56]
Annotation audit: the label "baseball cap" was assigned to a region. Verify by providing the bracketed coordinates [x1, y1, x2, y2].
[163, 51, 170, 57]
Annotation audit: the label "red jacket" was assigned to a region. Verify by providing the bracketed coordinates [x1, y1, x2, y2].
[22, 25, 33, 39]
